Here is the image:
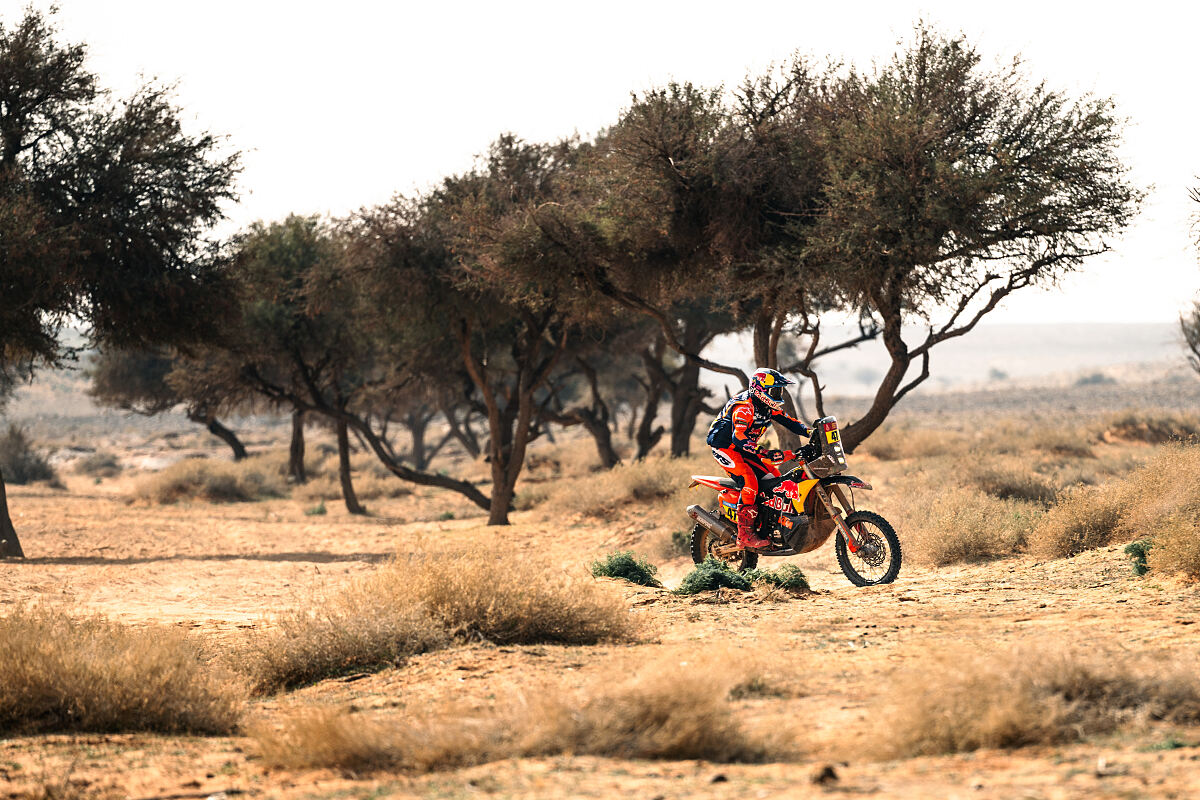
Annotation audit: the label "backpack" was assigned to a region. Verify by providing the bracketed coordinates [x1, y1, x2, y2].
[706, 416, 733, 449]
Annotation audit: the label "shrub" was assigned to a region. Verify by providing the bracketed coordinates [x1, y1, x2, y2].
[133, 457, 286, 504]
[1125, 539, 1153, 576]
[304, 501, 327, 516]
[891, 484, 1039, 566]
[970, 463, 1058, 505]
[1027, 425, 1095, 458]
[236, 593, 447, 694]
[590, 551, 662, 587]
[251, 658, 771, 772]
[72, 451, 122, 479]
[0, 425, 57, 484]
[745, 564, 809, 592]
[0, 605, 241, 734]
[884, 641, 1200, 756]
[1146, 511, 1200, 581]
[292, 472, 412, 503]
[237, 549, 637, 692]
[862, 426, 966, 460]
[1101, 411, 1200, 444]
[1027, 485, 1123, 559]
[675, 557, 752, 595]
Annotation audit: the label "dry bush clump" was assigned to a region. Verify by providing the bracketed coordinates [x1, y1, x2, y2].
[236, 549, 636, 692]
[1146, 510, 1200, 580]
[234, 590, 447, 694]
[292, 472, 412, 503]
[1028, 444, 1200, 559]
[1101, 410, 1200, 443]
[1026, 485, 1123, 559]
[0, 424, 59, 485]
[1025, 425, 1095, 457]
[862, 426, 967, 460]
[884, 641, 1200, 757]
[542, 454, 707, 524]
[133, 456, 287, 504]
[889, 483, 1039, 566]
[252, 658, 773, 773]
[72, 450, 122, 478]
[378, 549, 638, 645]
[969, 461, 1058, 505]
[0, 605, 242, 735]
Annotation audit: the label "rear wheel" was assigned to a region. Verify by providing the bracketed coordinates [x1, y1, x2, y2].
[834, 510, 901, 586]
[689, 516, 758, 572]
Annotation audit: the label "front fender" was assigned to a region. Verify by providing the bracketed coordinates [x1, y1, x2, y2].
[819, 475, 873, 491]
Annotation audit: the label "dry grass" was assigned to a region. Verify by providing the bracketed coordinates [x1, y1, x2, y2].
[251, 657, 774, 773]
[862, 426, 968, 460]
[1100, 410, 1200, 444]
[888, 483, 1040, 566]
[884, 640, 1200, 757]
[969, 460, 1058, 505]
[1146, 510, 1200, 580]
[292, 472, 413, 503]
[236, 548, 637, 693]
[0, 605, 242, 735]
[71, 451, 122, 479]
[1026, 485, 1124, 559]
[133, 456, 286, 504]
[1028, 443, 1200, 559]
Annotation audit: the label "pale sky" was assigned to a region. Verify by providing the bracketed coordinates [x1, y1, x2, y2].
[15, 0, 1200, 324]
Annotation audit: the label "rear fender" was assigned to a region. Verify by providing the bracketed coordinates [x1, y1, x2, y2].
[689, 475, 729, 491]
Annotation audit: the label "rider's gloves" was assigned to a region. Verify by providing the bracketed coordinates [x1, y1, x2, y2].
[765, 449, 791, 462]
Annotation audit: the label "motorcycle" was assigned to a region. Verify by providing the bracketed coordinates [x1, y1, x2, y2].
[685, 415, 901, 586]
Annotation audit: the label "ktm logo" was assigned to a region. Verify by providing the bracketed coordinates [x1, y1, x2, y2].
[774, 480, 801, 500]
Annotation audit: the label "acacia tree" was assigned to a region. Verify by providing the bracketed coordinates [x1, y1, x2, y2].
[799, 25, 1141, 451]
[0, 9, 238, 558]
[87, 348, 251, 460]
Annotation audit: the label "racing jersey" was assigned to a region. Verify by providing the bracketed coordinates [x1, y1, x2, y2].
[710, 390, 809, 455]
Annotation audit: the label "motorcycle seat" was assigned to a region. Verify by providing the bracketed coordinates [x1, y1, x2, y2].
[694, 475, 743, 490]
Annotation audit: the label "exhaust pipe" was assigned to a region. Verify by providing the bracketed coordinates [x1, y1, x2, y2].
[687, 504, 735, 536]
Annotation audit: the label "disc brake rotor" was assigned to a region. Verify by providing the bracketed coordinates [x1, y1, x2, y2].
[854, 529, 887, 568]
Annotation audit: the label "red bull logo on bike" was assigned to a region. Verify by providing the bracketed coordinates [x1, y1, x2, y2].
[775, 480, 801, 500]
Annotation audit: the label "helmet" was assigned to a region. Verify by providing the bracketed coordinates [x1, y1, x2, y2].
[749, 367, 793, 411]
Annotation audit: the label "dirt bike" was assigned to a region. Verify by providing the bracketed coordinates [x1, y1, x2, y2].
[685, 415, 901, 586]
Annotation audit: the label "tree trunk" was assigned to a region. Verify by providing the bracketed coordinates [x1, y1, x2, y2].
[288, 410, 306, 484]
[668, 359, 706, 457]
[405, 410, 430, 471]
[0, 467, 25, 559]
[187, 411, 247, 460]
[206, 418, 247, 461]
[337, 418, 365, 515]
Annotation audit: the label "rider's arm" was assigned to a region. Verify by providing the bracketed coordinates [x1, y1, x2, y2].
[730, 403, 763, 455]
[771, 408, 811, 437]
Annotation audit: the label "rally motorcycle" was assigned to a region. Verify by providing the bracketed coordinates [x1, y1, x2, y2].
[686, 416, 901, 586]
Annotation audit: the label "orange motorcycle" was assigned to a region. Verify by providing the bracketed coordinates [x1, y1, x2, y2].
[686, 415, 901, 586]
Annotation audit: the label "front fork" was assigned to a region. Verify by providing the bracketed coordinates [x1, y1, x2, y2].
[814, 484, 860, 553]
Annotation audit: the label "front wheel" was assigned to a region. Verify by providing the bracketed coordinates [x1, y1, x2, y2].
[835, 510, 901, 586]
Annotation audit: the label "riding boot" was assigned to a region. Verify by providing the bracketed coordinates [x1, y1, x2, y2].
[736, 504, 770, 550]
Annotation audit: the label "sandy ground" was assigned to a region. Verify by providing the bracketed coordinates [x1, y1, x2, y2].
[3, 448, 1200, 800]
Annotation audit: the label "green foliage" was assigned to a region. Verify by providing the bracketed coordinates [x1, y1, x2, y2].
[304, 501, 327, 517]
[1125, 539, 1153, 577]
[744, 564, 809, 592]
[674, 557, 752, 595]
[670, 529, 691, 556]
[590, 551, 662, 588]
[0, 425, 56, 485]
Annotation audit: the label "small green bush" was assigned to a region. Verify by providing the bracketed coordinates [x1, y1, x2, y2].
[1124, 539, 1153, 577]
[0, 425, 57, 485]
[305, 501, 327, 516]
[675, 557, 752, 595]
[745, 564, 809, 592]
[670, 529, 691, 556]
[590, 551, 662, 587]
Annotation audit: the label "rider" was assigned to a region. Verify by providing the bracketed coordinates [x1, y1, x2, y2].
[706, 367, 812, 550]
